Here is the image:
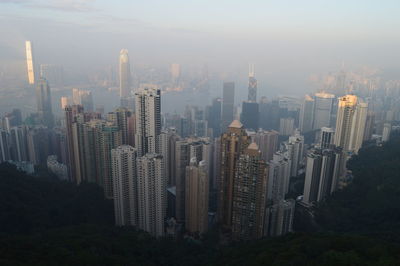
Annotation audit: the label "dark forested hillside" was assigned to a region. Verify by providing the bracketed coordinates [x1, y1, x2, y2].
[1, 134, 400, 265]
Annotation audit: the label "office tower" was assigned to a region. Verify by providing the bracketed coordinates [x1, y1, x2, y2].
[279, 117, 294, 136]
[264, 199, 295, 237]
[79, 90, 94, 112]
[313, 93, 335, 130]
[40, 64, 64, 88]
[299, 95, 314, 133]
[284, 132, 304, 177]
[127, 113, 136, 146]
[334, 95, 368, 154]
[218, 120, 251, 228]
[221, 82, 235, 131]
[72, 88, 80, 105]
[320, 127, 335, 149]
[61, 97, 69, 110]
[0, 130, 10, 163]
[267, 152, 290, 203]
[241, 101, 259, 130]
[175, 137, 211, 224]
[231, 142, 268, 240]
[254, 130, 279, 162]
[259, 98, 280, 131]
[111, 145, 137, 226]
[248, 64, 257, 102]
[119, 49, 131, 98]
[25, 41, 35, 84]
[108, 107, 131, 145]
[185, 159, 209, 234]
[212, 137, 221, 191]
[137, 154, 166, 237]
[9, 126, 29, 162]
[194, 119, 208, 137]
[135, 87, 161, 157]
[206, 98, 222, 138]
[382, 123, 391, 142]
[64, 105, 84, 182]
[36, 78, 54, 128]
[302, 148, 341, 205]
[26, 126, 51, 165]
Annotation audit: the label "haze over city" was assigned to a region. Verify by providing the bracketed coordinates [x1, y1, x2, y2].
[1, 1, 400, 265]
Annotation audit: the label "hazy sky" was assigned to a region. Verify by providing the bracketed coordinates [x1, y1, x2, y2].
[1, 0, 400, 96]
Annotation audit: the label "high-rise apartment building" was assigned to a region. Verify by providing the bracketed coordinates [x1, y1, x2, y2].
[302, 148, 341, 205]
[279, 117, 294, 136]
[231, 142, 268, 240]
[137, 154, 166, 237]
[254, 130, 279, 162]
[111, 145, 137, 226]
[218, 120, 251, 228]
[135, 87, 161, 157]
[267, 152, 290, 203]
[185, 159, 209, 234]
[119, 49, 131, 98]
[221, 82, 235, 132]
[264, 199, 295, 237]
[284, 132, 304, 177]
[320, 127, 335, 149]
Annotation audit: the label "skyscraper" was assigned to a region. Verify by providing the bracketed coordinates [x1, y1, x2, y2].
[40, 64, 64, 89]
[241, 101, 259, 130]
[79, 90, 94, 112]
[254, 130, 279, 162]
[299, 95, 314, 133]
[185, 158, 209, 234]
[119, 49, 131, 99]
[284, 132, 304, 177]
[302, 148, 341, 205]
[264, 199, 295, 237]
[35, 78, 54, 128]
[112, 145, 137, 226]
[267, 151, 290, 203]
[320, 127, 335, 149]
[135, 87, 161, 157]
[334, 95, 368, 154]
[279, 117, 294, 136]
[313, 92, 335, 130]
[221, 82, 235, 131]
[231, 142, 268, 240]
[25, 41, 35, 85]
[206, 98, 222, 138]
[218, 120, 251, 228]
[248, 64, 257, 102]
[137, 154, 166, 237]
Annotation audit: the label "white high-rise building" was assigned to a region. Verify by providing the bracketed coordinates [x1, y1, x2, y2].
[284, 131, 304, 177]
[313, 92, 335, 130]
[382, 123, 391, 142]
[267, 151, 290, 203]
[135, 87, 161, 157]
[137, 154, 166, 237]
[119, 49, 131, 98]
[111, 145, 137, 226]
[25, 41, 35, 85]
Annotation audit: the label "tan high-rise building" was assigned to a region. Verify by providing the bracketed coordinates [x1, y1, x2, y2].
[25, 41, 35, 85]
[231, 142, 268, 240]
[254, 130, 279, 162]
[185, 159, 209, 234]
[218, 120, 251, 228]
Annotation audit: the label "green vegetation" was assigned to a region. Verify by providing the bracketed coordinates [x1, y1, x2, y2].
[1, 134, 400, 265]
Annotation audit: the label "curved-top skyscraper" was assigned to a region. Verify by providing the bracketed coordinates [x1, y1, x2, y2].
[119, 49, 131, 98]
